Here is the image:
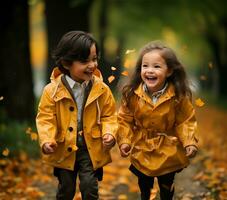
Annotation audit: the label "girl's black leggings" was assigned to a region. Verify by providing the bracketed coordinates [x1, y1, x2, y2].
[130, 165, 179, 200]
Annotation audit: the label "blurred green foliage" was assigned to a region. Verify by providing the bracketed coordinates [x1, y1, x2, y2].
[0, 121, 40, 158]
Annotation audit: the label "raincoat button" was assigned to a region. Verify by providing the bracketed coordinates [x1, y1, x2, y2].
[68, 127, 73, 132]
[69, 106, 74, 111]
[67, 147, 72, 152]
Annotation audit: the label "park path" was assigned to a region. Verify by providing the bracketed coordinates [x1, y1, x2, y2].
[1, 105, 226, 200]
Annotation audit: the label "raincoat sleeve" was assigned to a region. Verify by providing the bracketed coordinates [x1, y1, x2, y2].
[36, 86, 57, 149]
[175, 97, 198, 148]
[100, 88, 118, 139]
[117, 101, 134, 147]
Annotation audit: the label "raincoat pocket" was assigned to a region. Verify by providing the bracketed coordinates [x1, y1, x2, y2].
[91, 126, 102, 138]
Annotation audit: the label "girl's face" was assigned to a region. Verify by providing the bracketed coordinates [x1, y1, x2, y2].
[141, 50, 172, 93]
[68, 44, 98, 83]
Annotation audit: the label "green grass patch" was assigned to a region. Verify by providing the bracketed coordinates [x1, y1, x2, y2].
[0, 121, 40, 158]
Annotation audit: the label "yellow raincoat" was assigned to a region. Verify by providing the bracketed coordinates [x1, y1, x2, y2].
[36, 67, 118, 171]
[117, 83, 198, 176]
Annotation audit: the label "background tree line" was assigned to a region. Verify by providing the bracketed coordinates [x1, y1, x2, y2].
[0, 0, 226, 122]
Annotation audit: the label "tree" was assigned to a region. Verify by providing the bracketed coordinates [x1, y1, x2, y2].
[0, 0, 35, 121]
[44, 0, 94, 79]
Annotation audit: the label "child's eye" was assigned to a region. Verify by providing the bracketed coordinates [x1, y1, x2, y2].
[154, 65, 160, 68]
[142, 64, 148, 68]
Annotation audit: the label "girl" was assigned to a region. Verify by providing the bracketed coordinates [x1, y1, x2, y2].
[117, 41, 198, 200]
[36, 31, 117, 200]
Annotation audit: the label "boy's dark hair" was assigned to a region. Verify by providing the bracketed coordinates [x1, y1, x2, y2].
[52, 31, 99, 75]
[122, 41, 192, 106]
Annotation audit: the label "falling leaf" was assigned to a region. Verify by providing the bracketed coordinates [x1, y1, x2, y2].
[2, 148, 9, 156]
[30, 132, 38, 141]
[125, 49, 135, 54]
[121, 71, 129, 76]
[0, 96, 3, 101]
[208, 62, 213, 69]
[26, 127, 32, 134]
[200, 75, 207, 81]
[108, 75, 115, 83]
[195, 98, 205, 107]
[123, 59, 132, 68]
[111, 66, 117, 71]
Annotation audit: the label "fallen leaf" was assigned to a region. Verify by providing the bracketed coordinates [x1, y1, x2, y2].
[111, 66, 117, 71]
[118, 194, 127, 200]
[2, 148, 9, 156]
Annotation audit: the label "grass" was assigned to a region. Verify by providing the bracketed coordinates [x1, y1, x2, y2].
[0, 121, 40, 158]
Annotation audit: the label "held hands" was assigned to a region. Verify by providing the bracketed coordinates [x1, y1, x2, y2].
[120, 144, 131, 157]
[102, 134, 116, 151]
[42, 142, 57, 154]
[185, 145, 198, 158]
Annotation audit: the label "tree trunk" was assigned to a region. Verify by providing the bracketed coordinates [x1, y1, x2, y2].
[44, 0, 94, 80]
[0, 0, 34, 121]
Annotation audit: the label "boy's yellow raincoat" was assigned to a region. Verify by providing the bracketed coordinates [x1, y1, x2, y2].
[117, 83, 198, 176]
[36, 67, 117, 171]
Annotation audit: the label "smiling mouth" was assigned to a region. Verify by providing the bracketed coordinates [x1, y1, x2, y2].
[146, 77, 157, 81]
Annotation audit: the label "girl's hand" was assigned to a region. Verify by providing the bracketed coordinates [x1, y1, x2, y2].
[120, 144, 131, 157]
[42, 142, 57, 154]
[185, 145, 198, 158]
[102, 134, 115, 150]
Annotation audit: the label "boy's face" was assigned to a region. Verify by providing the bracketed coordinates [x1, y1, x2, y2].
[68, 44, 98, 83]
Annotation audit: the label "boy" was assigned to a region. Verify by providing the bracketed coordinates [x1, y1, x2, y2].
[36, 31, 117, 200]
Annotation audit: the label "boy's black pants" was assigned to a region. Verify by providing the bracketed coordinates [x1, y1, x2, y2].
[130, 165, 179, 200]
[54, 148, 103, 200]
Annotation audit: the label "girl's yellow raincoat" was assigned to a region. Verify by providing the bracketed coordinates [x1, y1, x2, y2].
[36, 67, 118, 171]
[117, 83, 198, 176]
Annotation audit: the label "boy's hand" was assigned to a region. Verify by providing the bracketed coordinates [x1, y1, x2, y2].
[102, 134, 115, 151]
[42, 142, 57, 154]
[120, 144, 131, 157]
[185, 145, 197, 158]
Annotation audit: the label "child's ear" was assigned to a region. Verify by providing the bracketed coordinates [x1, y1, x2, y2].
[61, 60, 70, 70]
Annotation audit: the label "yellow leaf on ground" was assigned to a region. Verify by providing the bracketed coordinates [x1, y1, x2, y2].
[118, 194, 127, 200]
[111, 66, 117, 71]
[195, 98, 205, 107]
[108, 75, 115, 83]
[219, 191, 227, 200]
[121, 71, 129, 76]
[2, 148, 9, 156]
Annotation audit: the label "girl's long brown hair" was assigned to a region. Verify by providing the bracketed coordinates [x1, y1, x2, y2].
[122, 41, 192, 106]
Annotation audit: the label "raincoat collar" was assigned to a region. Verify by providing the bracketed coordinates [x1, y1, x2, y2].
[50, 67, 105, 105]
[134, 82, 176, 106]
